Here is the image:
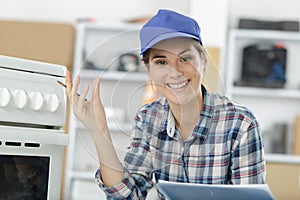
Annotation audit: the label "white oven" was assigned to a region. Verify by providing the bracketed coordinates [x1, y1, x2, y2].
[0, 55, 68, 199]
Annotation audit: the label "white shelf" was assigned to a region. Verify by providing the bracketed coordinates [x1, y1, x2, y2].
[76, 120, 132, 133]
[231, 29, 300, 41]
[231, 86, 300, 99]
[265, 153, 300, 164]
[82, 22, 142, 32]
[71, 171, 96, 181]
[72, 178, 106, 200]
[79, 69, 147, 82]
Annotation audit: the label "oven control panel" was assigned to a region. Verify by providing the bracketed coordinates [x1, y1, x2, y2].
[0, 56, 66, 128]
[0, 88, 60, 112]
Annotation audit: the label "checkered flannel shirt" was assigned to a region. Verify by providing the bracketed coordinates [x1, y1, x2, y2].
[95, 87, 266, 199]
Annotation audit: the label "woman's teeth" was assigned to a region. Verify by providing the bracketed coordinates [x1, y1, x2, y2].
[168, 80, 189, 89]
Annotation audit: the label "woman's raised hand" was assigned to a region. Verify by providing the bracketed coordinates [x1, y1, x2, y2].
[65, 71, 109, 136]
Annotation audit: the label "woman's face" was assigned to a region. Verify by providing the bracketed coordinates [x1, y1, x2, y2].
[146, 37, 206, 106]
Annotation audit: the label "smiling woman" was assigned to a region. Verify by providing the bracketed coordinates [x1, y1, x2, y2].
[66, 9, 266, 200]
[146, 38, 205, 107]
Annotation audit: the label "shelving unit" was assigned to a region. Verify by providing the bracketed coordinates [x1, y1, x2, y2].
[79, 70, 147, 82]
[231, 86, 300, 99]
[225, 29, 300, 160]
[64, 22, 147, 199]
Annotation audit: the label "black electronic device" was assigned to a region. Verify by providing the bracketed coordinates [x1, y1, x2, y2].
[239, 19, 299, 32]
[234, 43, 287, 88]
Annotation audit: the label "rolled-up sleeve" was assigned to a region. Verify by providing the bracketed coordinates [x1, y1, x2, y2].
[94, 111, 155, 199]
[230, 119, 266, 184]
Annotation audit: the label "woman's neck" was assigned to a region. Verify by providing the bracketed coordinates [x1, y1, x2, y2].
[168, 94, 203, 141]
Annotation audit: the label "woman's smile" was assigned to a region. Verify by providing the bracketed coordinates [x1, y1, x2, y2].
[166, 79, 190, 91]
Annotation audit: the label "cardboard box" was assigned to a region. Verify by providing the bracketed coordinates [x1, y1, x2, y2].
[0, 20, 75, 70]
[266, 162, 300, 200]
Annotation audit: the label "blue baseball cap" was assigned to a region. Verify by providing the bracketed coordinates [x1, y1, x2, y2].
[140, 9, 202, 55]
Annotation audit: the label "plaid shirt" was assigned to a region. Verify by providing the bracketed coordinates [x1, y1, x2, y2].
[95, 87, 266, 199]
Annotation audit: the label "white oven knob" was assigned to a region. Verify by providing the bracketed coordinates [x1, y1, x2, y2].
[0, 87, 11, 107]
[28, 92, 44, 111]
[12, 90, 27, 109]
[44, 94, 60, 112]
[12, 89, 28, 109]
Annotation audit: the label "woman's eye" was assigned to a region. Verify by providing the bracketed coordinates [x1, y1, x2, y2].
[180, 56, 192, 62]
[155, 60, 168, 65]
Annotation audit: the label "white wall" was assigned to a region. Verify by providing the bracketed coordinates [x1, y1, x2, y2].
[189, 0, 228, 48]
[0, 0, 189, 23]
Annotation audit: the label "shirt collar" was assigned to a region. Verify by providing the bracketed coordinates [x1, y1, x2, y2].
[164, 85, 213, 139]
[200, 85, 213, 119]
[167, 110, 176, 138]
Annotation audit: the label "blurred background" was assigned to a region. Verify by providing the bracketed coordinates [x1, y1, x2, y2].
[0, 0, 300, 199]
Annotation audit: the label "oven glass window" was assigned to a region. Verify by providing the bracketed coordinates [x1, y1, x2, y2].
[0, 155, 49, 200]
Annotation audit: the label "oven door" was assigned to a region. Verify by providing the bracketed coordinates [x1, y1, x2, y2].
[0, 125, 68, 200]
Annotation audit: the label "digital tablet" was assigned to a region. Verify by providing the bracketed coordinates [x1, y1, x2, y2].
[157, 180, 275, 200]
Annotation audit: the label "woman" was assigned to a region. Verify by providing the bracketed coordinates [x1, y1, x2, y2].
[66, 9, 266, 199]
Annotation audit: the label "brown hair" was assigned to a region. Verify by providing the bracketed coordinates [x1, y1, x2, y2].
[141, 39, 207, 65]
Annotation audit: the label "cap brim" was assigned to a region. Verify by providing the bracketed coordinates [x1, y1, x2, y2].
[141, 32, 199, 55]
